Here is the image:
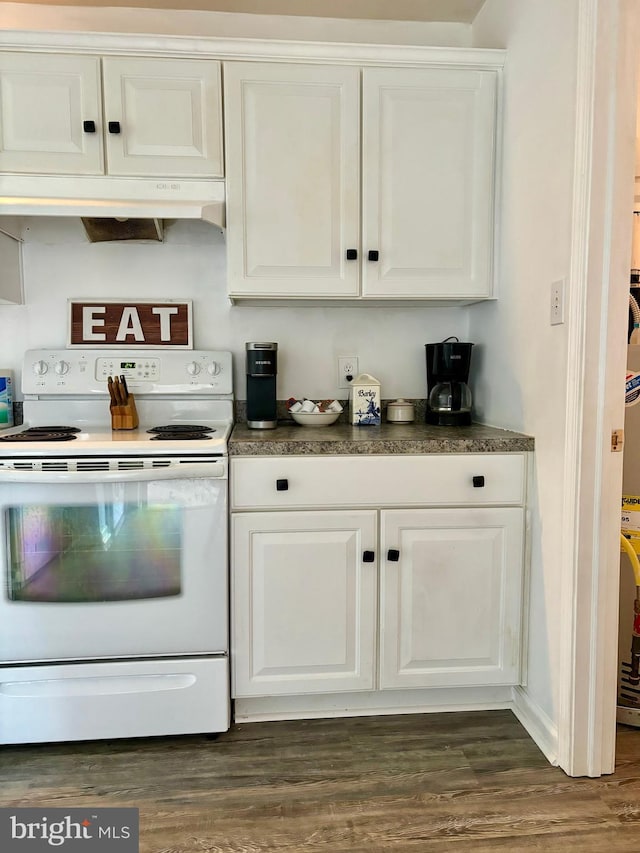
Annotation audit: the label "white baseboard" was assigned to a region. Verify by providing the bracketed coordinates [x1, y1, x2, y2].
[233, 685, 514, 723]
[511, 685, 558, 766]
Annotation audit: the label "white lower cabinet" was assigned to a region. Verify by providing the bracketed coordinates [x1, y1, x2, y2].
[231, 455, 527, 704]
[231, 510, 377, 697]
[379, 507, 524, 690]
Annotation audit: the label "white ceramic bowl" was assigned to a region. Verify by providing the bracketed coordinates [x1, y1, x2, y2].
[291, 411, 340, 427]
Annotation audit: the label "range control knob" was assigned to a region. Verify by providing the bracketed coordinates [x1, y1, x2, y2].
[54, 360, 70, 376]
[207, 362, 221, 376]
[33, 360, 48, 376]
[186, 362, 201, 376]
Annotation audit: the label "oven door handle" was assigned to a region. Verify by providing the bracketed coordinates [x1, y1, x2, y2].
[0, 462, 227, 483]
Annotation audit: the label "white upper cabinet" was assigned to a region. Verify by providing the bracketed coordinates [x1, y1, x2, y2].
[101, 57, 223, 178]
[224, 61, 499, 301]
[0, 53, 103, 175]
[362, 68, 497, 299]
[0, 53, 223, 178]
[224, 62, 361, 298]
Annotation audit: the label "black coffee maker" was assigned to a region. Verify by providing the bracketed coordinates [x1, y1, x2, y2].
[246, 342, 278, 429]
[425, 338, 474, 426]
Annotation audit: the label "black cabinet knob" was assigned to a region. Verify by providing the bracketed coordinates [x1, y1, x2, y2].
[387, 549, 400, 562]
[83, 120, 96, 133]
[363, 550, 375, 563]
[472, 476, 485, 488]
[368, 250, 379, 262]
[346, 249, 358, 260]
[108, 121, 121, 134]
[276, 479, 289, 491]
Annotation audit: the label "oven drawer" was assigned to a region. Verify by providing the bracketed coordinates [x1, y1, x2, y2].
[231, 454, 527, 509]
[0, 657, 229, 744]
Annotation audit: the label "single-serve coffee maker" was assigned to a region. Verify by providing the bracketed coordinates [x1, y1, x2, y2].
[425, 338, 474, 426]
[246, 342, 278, 429]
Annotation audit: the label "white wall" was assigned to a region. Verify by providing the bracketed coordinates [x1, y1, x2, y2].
[471, 1, 579, 733]
[2, 218, 469, 402]
[0, 3, 473, 46]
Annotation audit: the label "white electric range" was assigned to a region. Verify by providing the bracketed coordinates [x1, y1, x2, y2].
[0, 347, 233, 459]
[0, 348, 234, 744]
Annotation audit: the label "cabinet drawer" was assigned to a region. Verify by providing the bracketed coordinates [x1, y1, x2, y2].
[231, 454, 526, 509]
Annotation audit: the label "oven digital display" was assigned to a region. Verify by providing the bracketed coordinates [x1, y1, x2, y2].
[96, 356, 161, 382]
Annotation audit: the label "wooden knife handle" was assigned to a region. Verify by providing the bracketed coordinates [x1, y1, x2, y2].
[113, 376, 124, 405]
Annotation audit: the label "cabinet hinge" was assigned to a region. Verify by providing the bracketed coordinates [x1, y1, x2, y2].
[612, 429, 624, 452]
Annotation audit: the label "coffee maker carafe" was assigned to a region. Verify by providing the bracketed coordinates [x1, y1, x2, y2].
[246, 342, 278, 429]
[425, 338, 474, 426]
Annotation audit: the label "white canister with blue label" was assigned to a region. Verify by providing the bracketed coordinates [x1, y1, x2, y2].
[351, 373, 382, 426]
[0, 370, 14, 428]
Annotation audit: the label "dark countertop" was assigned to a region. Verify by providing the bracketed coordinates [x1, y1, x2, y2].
[229, 420, 534, 456]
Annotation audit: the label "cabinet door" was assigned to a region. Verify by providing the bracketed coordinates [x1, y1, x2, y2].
[380, 507, 524, 688]
[102, 57, 223, 178]
[232, 510, 377, 696]
[224, 62, 360, 298]
[0, 53, 103, 175]
[362, 67, 497, 299]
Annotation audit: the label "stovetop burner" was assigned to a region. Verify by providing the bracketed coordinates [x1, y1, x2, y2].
[0, 425, 82, 443]
[147, 425, 217, 435]
[150, 433, 214, 441]
[146, 425, 217, 442]
[22, 426, 82, 434]
[0, 431, 78, 442]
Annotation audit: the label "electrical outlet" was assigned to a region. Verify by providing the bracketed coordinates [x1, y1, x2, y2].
[337, 356, 358, 391]
[551, 278, 565, 325]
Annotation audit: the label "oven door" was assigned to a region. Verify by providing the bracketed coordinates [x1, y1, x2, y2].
[0, 461, 227, 663]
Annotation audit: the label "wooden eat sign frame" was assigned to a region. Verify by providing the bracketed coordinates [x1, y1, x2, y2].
[68, 299, 192, 348]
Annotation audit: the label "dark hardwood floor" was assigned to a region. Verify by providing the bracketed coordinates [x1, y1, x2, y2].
[2, 710, 640, 851]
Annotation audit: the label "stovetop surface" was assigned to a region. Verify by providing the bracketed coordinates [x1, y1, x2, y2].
[0, 420, 232, 457]
[1, 400, 233, 458]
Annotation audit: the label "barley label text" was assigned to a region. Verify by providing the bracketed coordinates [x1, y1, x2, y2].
[69, 300, 192, 348]
[0, 808, 139, 851]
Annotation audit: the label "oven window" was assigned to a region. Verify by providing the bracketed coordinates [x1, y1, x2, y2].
[6, 503, 182, 602]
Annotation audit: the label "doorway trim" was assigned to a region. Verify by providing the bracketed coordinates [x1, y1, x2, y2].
[557, 0, 639, 777]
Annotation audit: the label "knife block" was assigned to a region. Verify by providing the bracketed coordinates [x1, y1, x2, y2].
[110, 394, 139, 430]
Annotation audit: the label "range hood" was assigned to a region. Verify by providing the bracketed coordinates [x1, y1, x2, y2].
[0, 174, 226, 232]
